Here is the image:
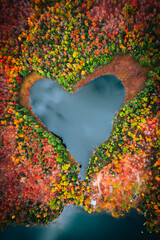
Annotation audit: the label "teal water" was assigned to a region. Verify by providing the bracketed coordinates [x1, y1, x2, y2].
[0, 207, 159, 240]
[1, 75, 159, 239]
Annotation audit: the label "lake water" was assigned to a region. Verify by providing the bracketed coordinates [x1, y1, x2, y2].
[1, 75, 159, 240]
[0, 206, 159, 240]
[30, 75, 125, 179]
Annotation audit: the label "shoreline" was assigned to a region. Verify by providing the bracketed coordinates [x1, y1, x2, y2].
[20, 53, 150, 168]
[20, 72, 78, 165]
[73, 54, 150, 103]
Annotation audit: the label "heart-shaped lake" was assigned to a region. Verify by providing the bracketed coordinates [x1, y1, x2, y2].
[30, 75, 125, 179]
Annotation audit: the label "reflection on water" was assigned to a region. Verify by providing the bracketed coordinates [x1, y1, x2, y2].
[30, 75, 125, 179]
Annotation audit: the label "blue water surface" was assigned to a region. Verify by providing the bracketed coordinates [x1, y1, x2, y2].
[30, 75, 125, 179]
